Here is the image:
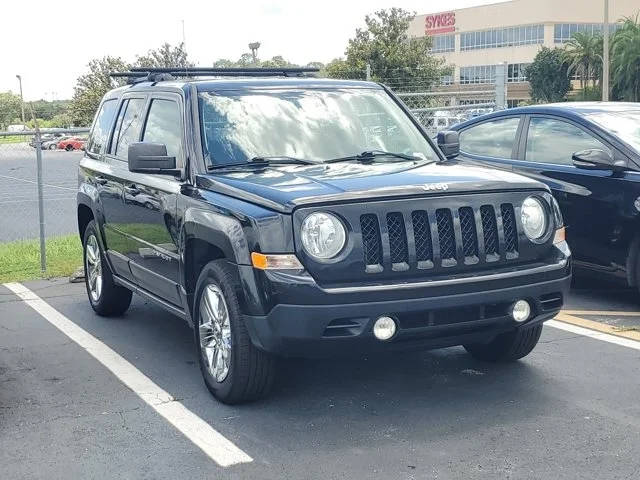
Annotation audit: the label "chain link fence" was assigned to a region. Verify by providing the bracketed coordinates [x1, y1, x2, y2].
[0, 128, 89, 278]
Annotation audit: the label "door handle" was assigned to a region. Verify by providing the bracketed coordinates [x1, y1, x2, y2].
[94, 176, 108, 185]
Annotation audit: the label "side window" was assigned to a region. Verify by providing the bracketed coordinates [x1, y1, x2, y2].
[525, 117, 611, 165]
[142, 99, 184, 166]
[86, 99, 117, 157]
[459, 117, 520, 158]
[114, 98, 146, 159]
[108, 99, 129, 155]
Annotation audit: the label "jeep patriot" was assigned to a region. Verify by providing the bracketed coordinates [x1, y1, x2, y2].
[77, 68, 571, 403]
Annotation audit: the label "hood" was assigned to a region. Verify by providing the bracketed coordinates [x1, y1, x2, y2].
[196, 160, 546, 213]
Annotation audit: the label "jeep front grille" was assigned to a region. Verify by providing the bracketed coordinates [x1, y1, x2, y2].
[359, 203, 519, 273]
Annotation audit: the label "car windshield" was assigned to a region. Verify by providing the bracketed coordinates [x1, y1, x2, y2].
[198, 88, 438, 167]
[586, 110, 640, 153]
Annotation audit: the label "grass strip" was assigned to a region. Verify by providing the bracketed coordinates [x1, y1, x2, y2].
[0, 234, 82, 283]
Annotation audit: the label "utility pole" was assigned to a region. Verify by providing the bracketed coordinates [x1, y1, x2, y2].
[602, 0, 610, 101]
[15, 74, 25, 123]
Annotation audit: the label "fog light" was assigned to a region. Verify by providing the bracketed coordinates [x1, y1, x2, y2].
[511, 300, 531, 323]
[373, 316, 397, 341]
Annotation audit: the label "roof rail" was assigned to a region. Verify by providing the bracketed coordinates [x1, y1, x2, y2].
[109, 67, 320, 84]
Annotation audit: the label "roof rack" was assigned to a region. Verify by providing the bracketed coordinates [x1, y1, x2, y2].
[109, 67, 320, 84]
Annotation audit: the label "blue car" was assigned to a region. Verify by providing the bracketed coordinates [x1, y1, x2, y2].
[445, 102, 640, 290]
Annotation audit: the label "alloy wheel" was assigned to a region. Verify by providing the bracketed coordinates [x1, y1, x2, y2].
[199, 284, 232, 383]
[85, 234, 103, 302]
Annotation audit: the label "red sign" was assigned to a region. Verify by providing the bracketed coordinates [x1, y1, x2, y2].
[425, 11, 456, 35]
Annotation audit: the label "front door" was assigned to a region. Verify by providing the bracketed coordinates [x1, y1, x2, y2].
[116, 95, 185, 306]
[512, 115, 634, 270]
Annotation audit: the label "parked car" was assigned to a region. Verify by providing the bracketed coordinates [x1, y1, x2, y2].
[43, 138, 64, 150]
[449, 102, 640, 290]
[58, 137, 85, 151]
[77, 69, 570, 403]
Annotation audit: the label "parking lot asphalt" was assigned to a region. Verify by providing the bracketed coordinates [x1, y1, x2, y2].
[0, 144, 80, 241]
[1, 277, 640, 479]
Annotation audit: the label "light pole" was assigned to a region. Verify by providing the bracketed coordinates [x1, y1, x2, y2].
[15, 74, 25, 123]
[602, 0, 610, 101]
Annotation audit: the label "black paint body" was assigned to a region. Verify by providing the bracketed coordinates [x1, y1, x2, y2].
[77, 78, 570, 356]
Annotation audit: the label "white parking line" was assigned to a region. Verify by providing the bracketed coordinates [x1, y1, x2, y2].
[547, 319, 640, 351]
[3, 282, 253, 467]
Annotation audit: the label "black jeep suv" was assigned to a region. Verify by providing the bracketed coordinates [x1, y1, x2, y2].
[77, 68, 571, 404]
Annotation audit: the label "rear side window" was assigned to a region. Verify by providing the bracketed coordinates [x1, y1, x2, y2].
[142, 99, 184, 166]
[459, 117, 520, 158]
[86, 99, 117, 156]
[525, 117, 611, 165]
[114, 98, 147, 159]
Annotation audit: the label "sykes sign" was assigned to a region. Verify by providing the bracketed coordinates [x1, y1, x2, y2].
[425, 11, 456, 35]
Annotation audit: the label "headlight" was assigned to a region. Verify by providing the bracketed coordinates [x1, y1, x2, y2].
[301, 212, 346, 259]
[521, 196, 547, 240]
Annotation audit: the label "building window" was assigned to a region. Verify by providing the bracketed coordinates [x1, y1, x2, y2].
[507, 99, 527, 108]
[430, 34, 455, 53]
[554, 23, 622, 43]
[460, 65, 497, 84]
[439, 74, 454, 85]
[507, 63, 529, 83]
[460, 24, 543, 51]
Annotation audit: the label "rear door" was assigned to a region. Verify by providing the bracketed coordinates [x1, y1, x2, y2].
[457, 115, 523, 171]
[116, 94, 185, 305]
[511, 114, 632, 268]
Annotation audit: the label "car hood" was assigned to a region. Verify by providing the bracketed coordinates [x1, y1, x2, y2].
[196, 160, 546, 213]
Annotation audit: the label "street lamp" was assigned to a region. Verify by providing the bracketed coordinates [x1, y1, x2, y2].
[15, 74, 25, 123]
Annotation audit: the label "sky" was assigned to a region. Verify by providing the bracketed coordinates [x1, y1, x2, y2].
[0, 0, 507, 101]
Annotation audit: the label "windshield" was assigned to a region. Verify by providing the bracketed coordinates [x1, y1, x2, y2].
[198, 88, 439, 167]
[586, 111, 640, 153]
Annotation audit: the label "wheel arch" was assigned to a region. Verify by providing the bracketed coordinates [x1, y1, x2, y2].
[182, 208, 253, 316]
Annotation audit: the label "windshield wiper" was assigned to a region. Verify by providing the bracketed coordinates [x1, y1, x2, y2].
[324, 150, 422, 164]
[249, 156, 319, 165]
[206, 155, 319, 171]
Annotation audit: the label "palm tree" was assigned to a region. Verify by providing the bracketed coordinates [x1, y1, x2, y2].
[611, 15, 640, 102]
[564, 32, 601, 97]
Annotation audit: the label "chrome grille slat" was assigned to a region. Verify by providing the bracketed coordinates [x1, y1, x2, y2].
[358, 202, 519, 274]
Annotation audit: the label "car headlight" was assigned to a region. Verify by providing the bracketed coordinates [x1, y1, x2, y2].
[301, 212, 346, 259]
[521, 196, 547, 240]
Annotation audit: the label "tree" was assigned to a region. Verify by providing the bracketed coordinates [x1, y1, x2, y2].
[327, 8, 451, 91]
[0, 91, 22, 129]
[70, 56, 130, 126]
[135, 42, 193, 69]
[611, 15, 640, 102]
[212, 54, 301, 68]
[564, 32, 602, 97]
[525, 47, 572, 103]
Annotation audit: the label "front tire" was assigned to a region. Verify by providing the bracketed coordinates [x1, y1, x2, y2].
[83, 220, 132, 316]
[194, 260, 275, 404]
[464, 324, 543, 362]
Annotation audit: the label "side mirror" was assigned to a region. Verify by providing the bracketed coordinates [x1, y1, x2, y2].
[572, 149, 623, 171]
[128, 142, 179, 175]
[437, 130, 460, 159]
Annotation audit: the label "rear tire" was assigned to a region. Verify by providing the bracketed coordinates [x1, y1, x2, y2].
[464, 324, 543, 362]
[194, 260, 276, 404]
[83, 220, 132, 316]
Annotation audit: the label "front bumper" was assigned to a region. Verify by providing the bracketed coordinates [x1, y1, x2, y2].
[241, 245, 571, 357]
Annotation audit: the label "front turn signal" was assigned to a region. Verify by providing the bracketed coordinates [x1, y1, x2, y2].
[251, 252, 303, 270]
[553, 227, 566, 245]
